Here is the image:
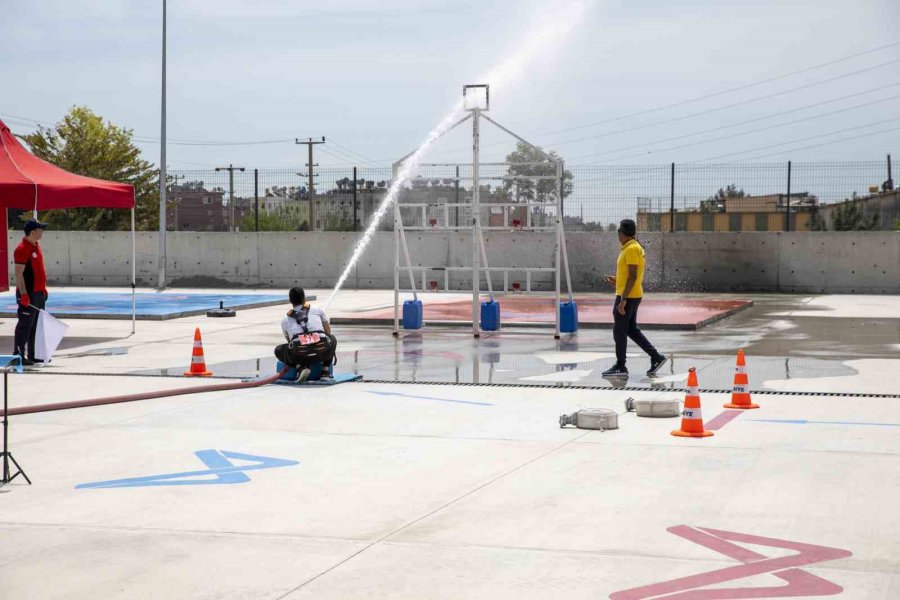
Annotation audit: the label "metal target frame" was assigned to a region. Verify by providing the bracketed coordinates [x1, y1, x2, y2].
[392, 84, 574, 338]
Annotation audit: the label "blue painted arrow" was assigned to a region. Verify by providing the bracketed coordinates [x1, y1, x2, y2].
[366, 390, 493, 406]
[76, 450, 299, 489]
[747, 419, 900, 427]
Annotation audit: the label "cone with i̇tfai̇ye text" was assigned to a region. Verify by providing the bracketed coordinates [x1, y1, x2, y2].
[671, 368, 713, 438]
[724, 349, 759, 409]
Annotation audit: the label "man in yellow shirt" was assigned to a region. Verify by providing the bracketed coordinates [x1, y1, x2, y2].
[602, 219, 667, 377]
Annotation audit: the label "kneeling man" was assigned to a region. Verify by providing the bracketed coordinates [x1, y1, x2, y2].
[274, 287, 337, 381]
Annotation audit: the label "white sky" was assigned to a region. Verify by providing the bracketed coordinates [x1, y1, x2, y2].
[2, 0, 899, 170]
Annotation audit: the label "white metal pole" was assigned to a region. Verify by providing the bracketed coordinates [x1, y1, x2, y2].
[559, 161, 574, 303]
[554, 164, 562, 339]
[478, 232, 493, 301]
[399, 226, 418, 300]
[393, 163, 401, 336]
[472, 108, 481, 337]
[131, 206, 136, 334]
[157, 0, 167, 291]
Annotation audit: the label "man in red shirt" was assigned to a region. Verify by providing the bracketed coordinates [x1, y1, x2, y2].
[13, 219, 49, 365]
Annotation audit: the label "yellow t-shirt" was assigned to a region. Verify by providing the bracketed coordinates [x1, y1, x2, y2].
[615, 239, 645, 298]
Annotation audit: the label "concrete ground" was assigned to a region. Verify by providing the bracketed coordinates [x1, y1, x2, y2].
[0, 288, 898, 599]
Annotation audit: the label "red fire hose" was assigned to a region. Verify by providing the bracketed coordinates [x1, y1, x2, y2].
[1, 369, 288, 417]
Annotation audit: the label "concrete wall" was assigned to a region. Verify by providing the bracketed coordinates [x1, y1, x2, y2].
[8, 231, 900, 294]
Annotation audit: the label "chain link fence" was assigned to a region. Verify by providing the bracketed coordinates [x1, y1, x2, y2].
[159, 159, 896, 233]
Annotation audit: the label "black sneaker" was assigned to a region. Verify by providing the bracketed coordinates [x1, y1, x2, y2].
[602, 364, 629, 377]
[647, 355, 668, 376]
[17, 356, 34, 367]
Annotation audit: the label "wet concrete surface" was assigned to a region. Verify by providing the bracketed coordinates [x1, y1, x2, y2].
[132, 295, 899, 394]
[337, 295, 752, 329]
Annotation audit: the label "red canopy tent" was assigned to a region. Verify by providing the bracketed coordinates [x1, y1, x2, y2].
[0, 119, 137, 327]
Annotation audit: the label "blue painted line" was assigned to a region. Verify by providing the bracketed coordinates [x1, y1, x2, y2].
[747, 419, 900, 427]
[366, 390, 493, 406]
[0, 292, 284, 317]
[76, 450, 299, 489]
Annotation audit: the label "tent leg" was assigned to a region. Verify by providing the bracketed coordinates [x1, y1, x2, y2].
[131, 206, 136, 335]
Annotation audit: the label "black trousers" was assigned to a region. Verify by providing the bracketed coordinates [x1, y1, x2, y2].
[14, 290, 47, 360]
[612, 296, 659, 367]
[274, 333, 337, 370]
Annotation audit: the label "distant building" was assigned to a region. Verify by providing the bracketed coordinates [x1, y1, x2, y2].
[168, 184, 251, 231]
[638, 192, 819, 232]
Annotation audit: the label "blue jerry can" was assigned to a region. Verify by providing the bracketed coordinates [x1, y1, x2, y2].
[480, 300, 501, 331]
[276, 360, 298, 381]
[560, 301, 578, 333]
[402, 299, 423, 329]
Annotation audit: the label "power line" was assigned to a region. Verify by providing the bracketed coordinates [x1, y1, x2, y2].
[538, 40, 900, 137]
[729, 126, 900, 162]
[567, 82, 900, 162]
[569, 90, 900, 164]
[538, 58, 900, 150]
[695, 116, 900, 161]
[425, 52, 900, 160]
[327, 137, 382, 166]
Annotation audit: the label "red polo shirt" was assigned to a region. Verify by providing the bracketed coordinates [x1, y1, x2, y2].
[13, 237, 47, 294]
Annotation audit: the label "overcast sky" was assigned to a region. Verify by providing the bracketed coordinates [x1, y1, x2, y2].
[2, 0, 898, 171]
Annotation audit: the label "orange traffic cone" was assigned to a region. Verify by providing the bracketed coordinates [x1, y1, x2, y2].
[671, 368, 714, 438]
[724, 349, 759, 409]
[184, 327, 213, 377]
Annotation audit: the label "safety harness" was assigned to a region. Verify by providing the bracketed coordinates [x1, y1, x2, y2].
[287, 304, 335, 366]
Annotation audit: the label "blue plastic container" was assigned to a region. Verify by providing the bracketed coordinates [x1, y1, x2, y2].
[276, 360, 298, 381]
[402, 299, 423, 330]
[560, 301, 578, 333]
[276, 359, 323, 381]
[480, 300, 501, 331]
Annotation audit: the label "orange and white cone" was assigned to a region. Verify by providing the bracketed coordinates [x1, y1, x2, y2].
[724, 349, 759, 409]
[672, 368, 713, 438]
[183, 327, 213, 377]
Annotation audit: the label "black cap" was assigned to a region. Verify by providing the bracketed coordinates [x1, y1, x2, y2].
[617, 219, 636, 237]
[24, 219, 48, 235]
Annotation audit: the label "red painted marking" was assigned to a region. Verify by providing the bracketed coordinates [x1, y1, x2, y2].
[705, 410, 743, 431]
[609, 526, 851, 599]
[353, 297, 752, 326]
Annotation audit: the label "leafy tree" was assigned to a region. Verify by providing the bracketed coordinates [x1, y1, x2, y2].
[809, 211, 828, 231]
[894, 218, 900, 232]
[831, 200, 879, 231]
[502, 141, 573, 203]
[21, 106, 158, 230]
[239, 210, 303, 232]
[703, 184, 746, 211]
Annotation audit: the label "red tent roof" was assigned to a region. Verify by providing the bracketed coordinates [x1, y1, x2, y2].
[0, 119, 134, 210]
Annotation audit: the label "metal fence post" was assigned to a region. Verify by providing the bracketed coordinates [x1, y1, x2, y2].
[669, 162, 675, 232]
[254, 169, 259, 233]
[353, 166, 358, 231]
[786, 160, 792, 232]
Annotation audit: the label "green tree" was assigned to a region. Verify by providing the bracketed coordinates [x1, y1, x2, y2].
[831, 199, 879, 231]
[502, 141, 573, 203]
[704, 184, 746, 211]
[21, 106, 158, 230]
[239, 210, 302, 232]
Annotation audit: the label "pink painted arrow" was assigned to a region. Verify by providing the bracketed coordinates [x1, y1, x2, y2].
[609, 526, 851, 599]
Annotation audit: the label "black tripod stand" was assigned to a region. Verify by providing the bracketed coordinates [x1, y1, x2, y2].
[2, 357, 30, 485]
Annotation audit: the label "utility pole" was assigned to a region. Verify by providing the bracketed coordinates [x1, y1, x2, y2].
[168, 173, 185, 231]
[295, 137, 325, 230]
[215, 164, 245, 232]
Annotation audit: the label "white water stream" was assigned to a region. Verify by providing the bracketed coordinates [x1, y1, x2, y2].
[324, 1, 589, 310]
